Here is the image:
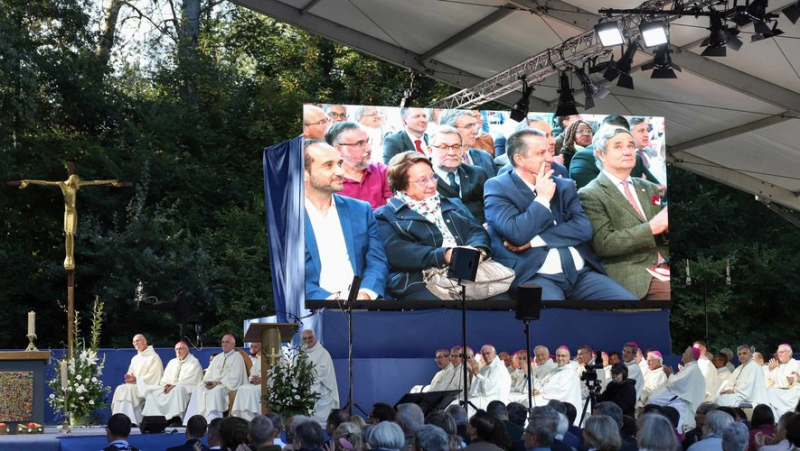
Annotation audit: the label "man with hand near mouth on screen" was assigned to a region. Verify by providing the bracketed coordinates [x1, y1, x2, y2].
[577, 125, 670, 301]
[303, 139, 388, 301]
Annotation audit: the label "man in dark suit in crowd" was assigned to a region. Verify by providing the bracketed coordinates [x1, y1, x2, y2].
[383, 107, 430, 164]
[578, 126, 669, 300]
[569, 115, 659, 189]
[167, 415, 210, 451]
[439, 109, 496, 177]
[430, 125, 490, 223]
[483, 128, 636, 301]
[495, 116, 569, 178]
[303, 140, 389, 300]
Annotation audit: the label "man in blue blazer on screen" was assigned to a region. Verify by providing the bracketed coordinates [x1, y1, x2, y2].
[303, 140, 388, 300]
[484, 129, 636, 301]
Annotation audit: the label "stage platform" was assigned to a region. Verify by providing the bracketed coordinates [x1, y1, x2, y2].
[0, 425, 197, 451]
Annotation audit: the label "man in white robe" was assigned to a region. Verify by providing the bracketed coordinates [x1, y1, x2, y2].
[638, 350, 668, 411]
[141, 340, 203, 422]
[448, 346, 472, 393]
[230, 342, 265, 421]
[622, 342, 644, 401]
[649, 346, 706, 431]
[694, 341, 719, 401]
[111, 334, 164, 424]
[428, 349, 456, 392]
[714, 352, 733, 396]
[532, 345, 556, 382]
[302, 329, 340, 424]
[184, 333, 247, 423]
[716, 345, 768, 408]
[531, 346, 581, 424]
[766, 343, 800, 418]
[754, 352, 771, 380]
[468, 345, 512, 411]
[509, 351, 528, 393]
[720, 348, 736, 373]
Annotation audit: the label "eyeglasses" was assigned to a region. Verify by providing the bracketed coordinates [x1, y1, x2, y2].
[431, 144, 462, 152]
[338, 140, 369, 148]
[409, 175, 438, 187]
[329, 112, 348, 119]
[304, 117, 331, 126]
[456, 123, 480, 130]
[576, 129, 594, 135]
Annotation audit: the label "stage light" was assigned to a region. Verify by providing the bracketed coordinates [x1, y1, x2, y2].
[641, 45, 682, 79]
[751, 20, 784, 42]
[575, 67, 609, 111]
[784, 2, 800, 24]
[595, 21, 625, 47]
[603, 42, 638, 89]
[732, 0, 769, 26]
[700, 12, 742, 57]
[639, 20, 669, 47]
[555, 71, 579, 117]
[510, 78, 532, 122]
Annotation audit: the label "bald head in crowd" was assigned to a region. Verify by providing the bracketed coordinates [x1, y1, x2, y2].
[304, 105, 331, 140]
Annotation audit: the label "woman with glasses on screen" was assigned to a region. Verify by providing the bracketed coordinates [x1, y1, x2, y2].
[375, 151, 493, 300]
[558, 120, 594, 170]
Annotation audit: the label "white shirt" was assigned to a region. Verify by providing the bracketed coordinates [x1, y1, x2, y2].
[305, 198, 355, 299]
[405, 130, 429, 157]
[514, 169, 585, 275]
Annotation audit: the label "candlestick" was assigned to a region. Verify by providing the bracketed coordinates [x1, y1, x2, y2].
[726, 260, 730, 277]
[686, 259, 690, 277]
[60, 360, 68, 390]
[28, 311, 35, 336]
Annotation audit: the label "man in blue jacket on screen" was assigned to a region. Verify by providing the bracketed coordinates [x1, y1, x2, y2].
[303, 139, 388, 300]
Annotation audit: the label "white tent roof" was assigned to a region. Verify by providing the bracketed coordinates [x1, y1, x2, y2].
[234, 0, 800, 211]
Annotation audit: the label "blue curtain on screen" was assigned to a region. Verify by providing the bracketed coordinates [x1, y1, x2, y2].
[262, 136, 306, 324]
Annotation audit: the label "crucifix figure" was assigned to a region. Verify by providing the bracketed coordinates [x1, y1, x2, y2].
[9, 163, 130, 357]
[18, 174, 122, 270]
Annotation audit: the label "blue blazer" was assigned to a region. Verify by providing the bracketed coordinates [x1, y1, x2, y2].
[484, 171, 605, 290]
[375, 196, 490, 299]
[496, 159, 568, 178]
[167, 439, 210, 451]
[383, 131, 428, 165]
[468, 148, 497, 177]
[305, 194, 389, 299]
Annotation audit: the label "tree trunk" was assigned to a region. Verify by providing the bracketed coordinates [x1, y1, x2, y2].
[179, 0, 200, 103]
[96, 0, 124, 70]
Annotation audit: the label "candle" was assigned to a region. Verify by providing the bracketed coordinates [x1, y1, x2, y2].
[60, 360, 68, 390]
[686, 259, 690, 277]
[726, 259, 730, 277]
[28, 311, 35, 336]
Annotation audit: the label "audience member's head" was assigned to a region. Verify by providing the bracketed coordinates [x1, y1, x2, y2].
[751, 404, 775, 430]
[249, 415, 275, 447]
[265, 412, 283, 438]
[366, 420, 404, 450]
[295, 421, 325, 450]
[564, 402, 577, 426]
[370, 403, 396, 424]
[486, 401, 508, 421]
[413, 424, 450, 451]
[467, 410, 496, 442]
[621, 415, 638, 438]
[328, 409, 352, 434]
[704, 410, 734, 438]
[186, 414, 208, 440]
[425, 411, 457, 437]
[594, 401, 624, 430]
[695, 402, 719, 428]
[396, 403, 425, 434]
[636, 414, 680, 451]
[507, 402, 527, 427]
[333, 422, 364, 451]
[662, 406, 680, 432]
[208, 417, 223, 448]
[524, 406, 559, 448]
[722, 422, 749, 451]
[785, 413, 800, 447]
[106, 413, 132, 442]
[583, 415, 622, 451]
[220, 417, 250, 450]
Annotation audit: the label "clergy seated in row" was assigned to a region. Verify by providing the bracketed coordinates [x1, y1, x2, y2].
[141, 340, 203, 424]
[509, 346, 558, 405]
[530, 347, 582, 423]
[302, 329, 340, 424]
[716, 345, 768, 408]
[648, 346, 706, 431]
[449, 346, 473, 393]
[693, 341, 720, 402]
[111, 334, 164, 425]
[621, 342, 645, 403]
[184, 333, 248, 423]
[636, 351, 669, 415]
[508, 351, 528, 394]
[766, 343, 800, 418]
[426, 349, 459, 392]
[231, 342, 264, 421]
[714, 352, 733, 390]
[467, 345, 511, 411]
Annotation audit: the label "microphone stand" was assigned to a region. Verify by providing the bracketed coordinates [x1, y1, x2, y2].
[342, 275, 368, 417]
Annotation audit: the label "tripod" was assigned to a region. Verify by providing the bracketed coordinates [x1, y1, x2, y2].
[578, 380, 601, 427]
[458, 281, 479, 413]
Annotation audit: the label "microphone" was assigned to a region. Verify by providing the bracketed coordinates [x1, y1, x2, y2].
[195, 324, 203, 348]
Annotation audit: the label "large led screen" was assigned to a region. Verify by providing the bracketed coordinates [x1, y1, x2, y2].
[302, 104, 669, 302]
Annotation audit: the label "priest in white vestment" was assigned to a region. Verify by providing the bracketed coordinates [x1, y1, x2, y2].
[111, 334, 164, 424]
[509, 351, 527, 393]
[766, 344, 800, 418]
[468, 345, 512, 411]
[184, 333, 247, 423]
[720, 348, 736, 373]
[622, 342, 644, 401]
[648, 346, 706, 431]
[448, 346, 472, 393]
[638, 351, 668, 412]
[694, 342, 719, 401]
[231, 342, 265, 421]
[142, 341, 203, 422]
[427, 349, 456, 392]
[302, 329, 340, 424]
[531, 347, 581, 424]
[532, 346, 557, 382]
[716, 345, 768, 408]
[714, 353, 733, 396]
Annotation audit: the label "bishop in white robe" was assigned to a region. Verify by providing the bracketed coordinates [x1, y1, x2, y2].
[184, 333, 247, 423]
[766, 344, 800, 418]
[716, 346, 768, 408]
[531, 347, 582, 424]
[111, 334, 164, 424]
[638, 351, 668, 410]
[303, 329, 340, 424]
[648, 346, 706, 431]
[532, 346, 556, 382]
[468, 345, 511, 411]
[142, 341, 203, 421]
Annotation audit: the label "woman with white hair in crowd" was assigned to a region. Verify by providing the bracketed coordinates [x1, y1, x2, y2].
[637, 413, 680, 451]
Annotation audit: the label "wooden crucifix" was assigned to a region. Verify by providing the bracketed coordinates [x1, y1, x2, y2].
[8, 162, 131, 357]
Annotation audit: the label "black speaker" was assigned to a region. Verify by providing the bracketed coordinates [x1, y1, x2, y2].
[516, 283, 542, 320]
[139, 415, 168, 434]
[447, 247, 481, 281]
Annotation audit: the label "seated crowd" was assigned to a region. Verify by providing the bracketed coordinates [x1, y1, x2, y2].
[302, 105, 669, 301]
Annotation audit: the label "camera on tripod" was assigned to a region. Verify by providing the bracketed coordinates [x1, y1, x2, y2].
[580, 352, 604, 394]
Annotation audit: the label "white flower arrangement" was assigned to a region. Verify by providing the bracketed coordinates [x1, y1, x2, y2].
[263, 345, 320, 418]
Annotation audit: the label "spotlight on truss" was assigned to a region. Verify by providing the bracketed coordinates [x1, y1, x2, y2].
[595, 21, 625, 47]
[510, 77, 532, 122]
[700, 12, 742, 57]
[783, 2, 800, 24]
[555, 71, 580, 117]
[751, 20, 784, 42]
[642, 45, 682, 79]
[639, 20, 669, 48]
[603, 41, 638, 89]
[575, 66, 609, 110]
